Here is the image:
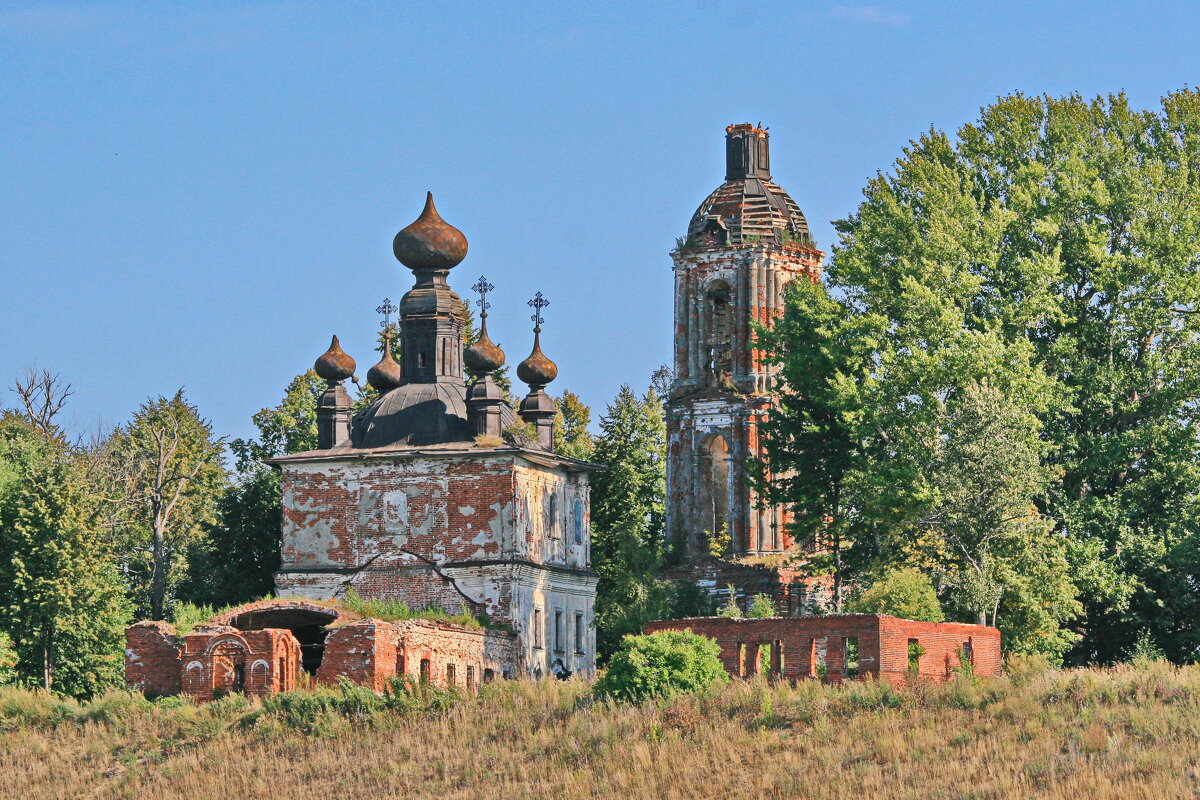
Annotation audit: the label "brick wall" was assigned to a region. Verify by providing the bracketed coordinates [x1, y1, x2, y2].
[317, 619, 401, 692]
[178, 627, 302, 702]
[317, 617, 518, 692]
[645, 614, 1001, 683]
[124, 621, 182, 697]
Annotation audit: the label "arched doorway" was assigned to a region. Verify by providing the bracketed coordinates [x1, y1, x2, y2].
[217, 602, 346, 675]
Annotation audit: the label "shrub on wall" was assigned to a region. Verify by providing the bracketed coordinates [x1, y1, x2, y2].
[594, 630, 728, 703]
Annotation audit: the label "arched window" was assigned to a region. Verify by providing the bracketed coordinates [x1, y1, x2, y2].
[705, 281, 733, 385]
[699, 434, 730, 552]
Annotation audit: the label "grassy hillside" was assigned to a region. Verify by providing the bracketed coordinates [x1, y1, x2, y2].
[1, 660, 1198, 799]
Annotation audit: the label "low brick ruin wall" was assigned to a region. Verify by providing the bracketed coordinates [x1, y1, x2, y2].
[126, 606, 520, 701]
[319, 618, 517, 692]
[645, 614, 1001, 683]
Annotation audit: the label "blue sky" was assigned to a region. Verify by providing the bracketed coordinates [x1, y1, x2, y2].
[1, 1, 1197, 442]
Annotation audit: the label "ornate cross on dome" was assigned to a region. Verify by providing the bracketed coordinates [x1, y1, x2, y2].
[528, 291, 549, 332]
[375, 297, 398, 352]
[375, 297, 397, 329]
[472, 276, 494, 319]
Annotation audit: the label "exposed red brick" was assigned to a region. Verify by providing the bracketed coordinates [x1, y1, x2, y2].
[645, 614, 1001, 684]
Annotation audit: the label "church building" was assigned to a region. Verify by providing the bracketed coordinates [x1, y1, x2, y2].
[126, 194, 599, 700]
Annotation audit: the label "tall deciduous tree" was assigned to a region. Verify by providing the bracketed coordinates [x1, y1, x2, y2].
[760, 90, 1200, 661]
[181, 372, 325, 608]
[0, 412, 129, 696]
[104, 391, 225, 620]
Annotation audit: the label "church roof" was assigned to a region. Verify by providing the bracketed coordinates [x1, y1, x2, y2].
[686, 124, 815, 248]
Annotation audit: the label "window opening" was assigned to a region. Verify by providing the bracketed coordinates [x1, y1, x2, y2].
[844, 637, 860, 679]
[554, 610, 564, 653]
[575, 612, 585, 655]
[466, 666, 475, 693]
[812, 637, 827, 681]
[908, 638, 923, 674]
[446, 664, 456, 687]
[533, 609, 543, 650]
[573, 500, 583, 544]
[419, 659, 431, 684]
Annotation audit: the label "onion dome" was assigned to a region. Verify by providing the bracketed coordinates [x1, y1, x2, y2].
[464, 323, 506, 374]
[517, 331, 557, 387]
[685, 123, 814, 248]
[313, 335, 355, 383]
[392, 192, 468, 271]
[366, 347, 402, 393]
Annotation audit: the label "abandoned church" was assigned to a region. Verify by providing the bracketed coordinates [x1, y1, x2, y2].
[125, 124, 999, 701]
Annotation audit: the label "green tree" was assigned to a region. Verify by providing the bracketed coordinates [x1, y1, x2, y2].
[590, 383, 669, 658]
[847, 568, 944, 622]
[553, 390, 594, 459]
[103, 391, 226, 620]
[761, 89, 1200, 663]
[181, 372, 326, 608]
[0, 415, 130, 696]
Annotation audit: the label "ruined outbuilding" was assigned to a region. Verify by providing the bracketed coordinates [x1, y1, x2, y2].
[645, 615, 1002, 684]
[126, 599, 518, 700]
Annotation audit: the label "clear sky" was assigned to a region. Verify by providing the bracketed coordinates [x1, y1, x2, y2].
[2, 1, 1197, 443]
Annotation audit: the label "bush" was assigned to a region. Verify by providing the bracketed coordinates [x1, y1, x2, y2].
[0, 633, 15, 685]
[595, 630, 729, 704]
[846, 568, 944, 622]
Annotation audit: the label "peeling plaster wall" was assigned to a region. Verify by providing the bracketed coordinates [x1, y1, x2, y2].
[276, 450, 597, 678]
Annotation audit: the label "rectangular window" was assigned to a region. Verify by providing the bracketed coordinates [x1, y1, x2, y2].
[963, 638, 974, 665]
[575, 612, 585, 655]
[419, 659, 431, 684]
[844, 637, 860, 679]
[466, 666, 475, 693]
[908, 638, 922, 673]
[554, 610, 564, 653]
[446, 664, 456, 687]
[533, 608, 543, 650]
[573, 500, 583, 544]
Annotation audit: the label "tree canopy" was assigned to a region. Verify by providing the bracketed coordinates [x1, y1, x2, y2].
[758, 90, 1200, 662]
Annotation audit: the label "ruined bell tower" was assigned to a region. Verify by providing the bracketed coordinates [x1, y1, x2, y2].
[666, 124, 823, 560]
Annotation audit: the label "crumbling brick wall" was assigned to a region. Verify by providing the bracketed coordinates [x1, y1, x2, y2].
[318, 617, 518, 692]
[125, 621, 182, 698]
[645, 614, 1001, 683]
[179, 627, 302, 702]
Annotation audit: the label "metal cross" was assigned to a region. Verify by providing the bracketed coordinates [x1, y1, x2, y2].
[528, 291, 549, 331]
[472, 276, 494, 318]
[375, 297, 397, 330]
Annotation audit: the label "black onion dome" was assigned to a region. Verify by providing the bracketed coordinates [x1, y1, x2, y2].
[352, 381, 475, 448]
[313, 335, 355, 382]
[464, 323, 506, 374]
[392, 192, 468, 270]
[517, 333, 557, 387]
[366, 348, 402, 393]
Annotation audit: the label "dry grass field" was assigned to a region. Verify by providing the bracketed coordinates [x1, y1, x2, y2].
[1, 659, 1198, 800]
